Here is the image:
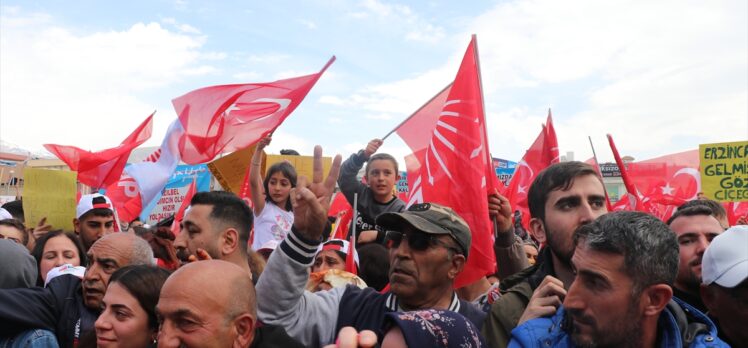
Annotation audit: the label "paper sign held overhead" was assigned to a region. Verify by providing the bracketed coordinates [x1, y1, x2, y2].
[22, 168, 77, 230]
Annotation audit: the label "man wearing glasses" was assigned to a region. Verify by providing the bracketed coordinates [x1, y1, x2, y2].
[255, 147, 485, 348]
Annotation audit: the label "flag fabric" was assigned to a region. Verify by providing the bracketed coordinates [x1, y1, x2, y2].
[107, 119, 184, 223]
[395, 84, 452, 154]
[608, 134, 701, 221]
[329, 192, 353, 240]
[503, 111, 560, 228]
[44, 114, 154, 189]
[399, 36, 496, 288]
[607, 134, 646, 213]
[171, 179, 197, 236]
[172, 57, 335, 164]
[725, 201, 748, 225]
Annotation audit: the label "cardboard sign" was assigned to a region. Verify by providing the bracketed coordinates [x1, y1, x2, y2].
[22, 168, 77, 230]
[140, 165, 211, 224]
[266, 154, 332, 181]
[207, 146, 256, 194]
[700, 140, 748, 202]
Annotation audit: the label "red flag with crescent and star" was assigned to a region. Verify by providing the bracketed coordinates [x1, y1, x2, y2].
[171, 57, 334, 164]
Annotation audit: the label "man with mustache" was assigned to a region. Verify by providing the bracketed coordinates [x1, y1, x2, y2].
[510, 211, 726, 347]
[256, 146, 485, 347]
[0, 233, 154, 348]
[667, 205, 725, 313]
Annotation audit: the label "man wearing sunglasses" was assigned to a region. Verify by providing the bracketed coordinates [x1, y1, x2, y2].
[256, 147, 485, 348]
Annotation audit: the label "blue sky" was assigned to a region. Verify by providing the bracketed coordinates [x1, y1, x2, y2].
[1, 0, 746, 167]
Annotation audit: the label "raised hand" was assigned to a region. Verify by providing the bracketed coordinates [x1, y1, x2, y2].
[291, 145, 342, 240]
[518, 275, 567, 325]
[363, 139, 383, 159]
[256, 136, 272, 151]
[488, 189, 513, 234]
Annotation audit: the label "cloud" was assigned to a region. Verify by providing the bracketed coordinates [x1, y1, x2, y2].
[337, 0, 747, 162]
[0, 8, 220, 151]
[353, 0, 445, 43]
[299, 19, 317, 30]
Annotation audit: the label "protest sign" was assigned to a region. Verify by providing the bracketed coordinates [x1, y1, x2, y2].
[207, 146, 256, 194]
[140, 164, 211, 224]
[700, 140, 748, 202]
[266, 154, 332, 180]
[493, 157, 518, 186]
[22, 168, 77, 230]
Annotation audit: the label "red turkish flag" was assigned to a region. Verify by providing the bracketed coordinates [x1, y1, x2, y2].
[608, 134, 700, 221]
[725, 201, 748, 225]
[503, 111, 560, 228]
[402, 36, 496, 287]
[329, 192, 353, 240]
[44, 114, 154, 189]
[173, 57, 335, 164]
[171, 179, 197, 236]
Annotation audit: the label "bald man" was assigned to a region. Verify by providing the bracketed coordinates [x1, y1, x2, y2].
[0, 233, 154, 348]
[157, 260, 302, 348]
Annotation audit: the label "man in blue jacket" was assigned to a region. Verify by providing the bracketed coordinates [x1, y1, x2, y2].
[510, 211, 727, 347]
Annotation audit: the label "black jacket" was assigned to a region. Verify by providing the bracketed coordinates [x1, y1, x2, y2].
[0, 274, 98, 348]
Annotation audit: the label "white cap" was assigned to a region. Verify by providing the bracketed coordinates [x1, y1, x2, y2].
[702, 225, 748, 287]
[76, 193, 113, 219]
[0, 208, 12, 220]
[258, 239, 279, 252]
[45, 264, 86, 287]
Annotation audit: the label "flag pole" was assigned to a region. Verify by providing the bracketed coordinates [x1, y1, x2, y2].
[381, 83, 453, 141]
[588, 136, 613, 211]
[349, 193, 358, 245]
[472, 33, 503, 233]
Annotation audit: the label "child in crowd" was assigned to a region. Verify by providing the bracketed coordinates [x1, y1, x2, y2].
[249, 136, 297, 251]
[338, 138, 405, 245]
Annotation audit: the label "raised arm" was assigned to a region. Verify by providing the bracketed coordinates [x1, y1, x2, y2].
[337, 139, 382, 204]
[250, 136, 271, 216]
[256, 145, 345, 346]
[489, 190, 529, 279]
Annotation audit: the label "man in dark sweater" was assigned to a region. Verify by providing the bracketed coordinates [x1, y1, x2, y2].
[0, 233, 154, 348]
[256, 146, 485, 347]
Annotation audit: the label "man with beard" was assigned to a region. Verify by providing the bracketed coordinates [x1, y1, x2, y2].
[172, 191, 255, 277]
[0, 233, 154, 348]
[483, 162, 608, 348]
[256, 146, 485, 347]
[510, 211, 726, 347]
[667, 205, 724, 312]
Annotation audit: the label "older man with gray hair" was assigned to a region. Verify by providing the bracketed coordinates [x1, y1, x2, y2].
[0, 233, 154, 348]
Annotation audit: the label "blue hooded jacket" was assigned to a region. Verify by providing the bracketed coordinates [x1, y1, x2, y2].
[509, 297, 727, 347]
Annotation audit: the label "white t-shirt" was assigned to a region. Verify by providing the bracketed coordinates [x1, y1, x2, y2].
[252, 202, 294, 250]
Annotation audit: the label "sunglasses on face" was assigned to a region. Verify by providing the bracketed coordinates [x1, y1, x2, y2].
[384, 230, 461, 254]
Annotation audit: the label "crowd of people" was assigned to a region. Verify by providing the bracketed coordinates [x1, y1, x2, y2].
[0, 137, 745, 348]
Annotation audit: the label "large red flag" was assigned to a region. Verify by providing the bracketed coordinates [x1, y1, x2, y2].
[44, 114, 154, 189]
[401, 36, 496, 288]
[172, 57, 335, 164]
[608, 134, 700, 221]
[503, 110, 559, 228]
